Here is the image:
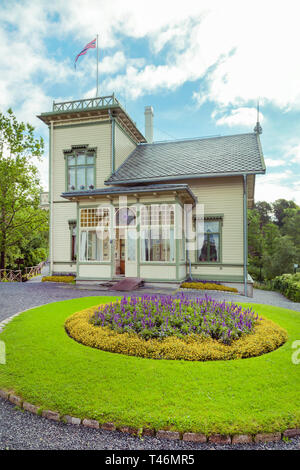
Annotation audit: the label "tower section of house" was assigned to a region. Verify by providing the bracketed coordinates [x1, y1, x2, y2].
[38, 95, 145, 277]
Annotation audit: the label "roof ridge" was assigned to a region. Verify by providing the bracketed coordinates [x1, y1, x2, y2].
[139, 132, 256, 146]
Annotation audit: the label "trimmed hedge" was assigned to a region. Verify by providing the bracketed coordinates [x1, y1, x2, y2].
[272, 273, 300, 302]
[42, 276, 75, 283]
[180, 282, 238, 293]
[65, 306, 287, 361]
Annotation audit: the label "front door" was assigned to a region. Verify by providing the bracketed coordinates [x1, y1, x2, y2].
[114, 228, 125, 276]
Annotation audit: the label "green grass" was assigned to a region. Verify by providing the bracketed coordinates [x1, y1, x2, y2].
[0, 297, 299, 435]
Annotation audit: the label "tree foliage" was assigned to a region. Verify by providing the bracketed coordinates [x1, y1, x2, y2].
[0, 109, 48, 270]
[248, 199, 300, 281]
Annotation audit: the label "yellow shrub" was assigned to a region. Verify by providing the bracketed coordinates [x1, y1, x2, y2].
[65, 306, 287, 361]
[42, 276, 75, 283]
[181, 282, 238, 293]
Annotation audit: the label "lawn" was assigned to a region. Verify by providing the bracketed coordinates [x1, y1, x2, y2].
[0, 296, 299, 435]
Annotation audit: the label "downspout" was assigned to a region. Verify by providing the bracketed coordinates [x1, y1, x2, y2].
[185, 203, 193, 280]
[109, 110, 115, 173]
[243, 174, 248, 296]
[49, 121, 54, 275]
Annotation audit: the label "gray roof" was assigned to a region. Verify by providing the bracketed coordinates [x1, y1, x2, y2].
[61, 183, 197, 201]
[106, 133, 265, 184]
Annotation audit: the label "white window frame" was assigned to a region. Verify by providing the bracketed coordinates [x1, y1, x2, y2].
[79, 207, 111, 263]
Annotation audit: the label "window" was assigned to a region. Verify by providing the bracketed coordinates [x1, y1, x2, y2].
[80, 208, 110, 227]
[66, 149, 95, 191]
[127, 233, 136, 261]
[79, 208, 110, 262]
[68, 221, 77, 261]
[115, 207, 136, 227]
[141, 204, 175, 262]
[197, 219, 221, 263]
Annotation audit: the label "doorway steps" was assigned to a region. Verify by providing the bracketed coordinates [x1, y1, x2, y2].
[110, 277, 144, 291]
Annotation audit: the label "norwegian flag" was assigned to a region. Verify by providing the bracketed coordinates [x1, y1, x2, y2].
[74, 38, 96, 69]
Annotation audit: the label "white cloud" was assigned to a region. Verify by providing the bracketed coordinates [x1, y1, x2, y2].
[285, 144, 300, 164]
[213, 107, 263, 127]
[3, 1, 300, 109]
[256, 179, 300, 205]
[264, 158, 285, 168]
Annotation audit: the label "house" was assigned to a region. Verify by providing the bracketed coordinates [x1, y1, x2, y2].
[38, 95, 265, 296]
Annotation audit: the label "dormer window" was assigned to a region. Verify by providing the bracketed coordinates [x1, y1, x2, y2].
[65, 146, 96, 191]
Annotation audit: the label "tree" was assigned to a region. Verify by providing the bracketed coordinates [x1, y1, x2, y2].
[248, 201, 299, 281]
[272, 199, 297, 227]
[263, 222, 280, 257]
[0, 109, 47, 270]
[248, 209, 265, 281]
[281, 208, 300, 258]
[263, 236, 297, 280]
[254, 201, 272, 226]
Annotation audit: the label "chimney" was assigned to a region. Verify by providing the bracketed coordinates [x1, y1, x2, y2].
[144, 106, 154, 143]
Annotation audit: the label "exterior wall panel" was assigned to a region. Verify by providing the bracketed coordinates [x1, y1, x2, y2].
[114, 123, 136, 169]
[140, 265, 176, 280]
[52, 202, 77, 268]
[78, 264, 111, 279]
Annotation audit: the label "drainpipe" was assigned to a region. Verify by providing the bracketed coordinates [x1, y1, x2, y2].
[185, 203, 193, 280]
[49, 121, 54, 275]
[109, 110, 115, 173]
[243, 174, 248, 296]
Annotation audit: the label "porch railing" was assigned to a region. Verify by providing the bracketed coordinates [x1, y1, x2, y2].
[52, 95, 119, 113]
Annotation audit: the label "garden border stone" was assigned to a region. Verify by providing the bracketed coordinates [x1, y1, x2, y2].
[208, 434, 231, 445]
[82, 418, 99, 429]
[232, 434, 253, 444]
[156, 431, 181, 440]
[183, 432, 207, 443]
[23, 402, 39, 414]
[64, 415, 81, 425]
[42, 410, 60, 421]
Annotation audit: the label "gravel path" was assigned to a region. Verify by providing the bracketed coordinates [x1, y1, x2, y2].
[0, 279, 299, 450]
[1, 280, 300, 322]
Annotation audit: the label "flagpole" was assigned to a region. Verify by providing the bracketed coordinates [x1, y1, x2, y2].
[96, 34, 99, 97]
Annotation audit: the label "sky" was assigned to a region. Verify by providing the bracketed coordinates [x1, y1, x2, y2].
[0, 0, 300, 204]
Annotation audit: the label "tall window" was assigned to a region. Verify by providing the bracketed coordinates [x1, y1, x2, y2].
[68, 221, 77, 261]
[79, 208, 110, 262]
[66, 149, 95, 191]
[197, 219, 221, 263]
[141, 204, 175, 262]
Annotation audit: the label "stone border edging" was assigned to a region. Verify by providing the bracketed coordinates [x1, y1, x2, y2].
[0, 388, 299, 445]
[0, 310, 299, 445]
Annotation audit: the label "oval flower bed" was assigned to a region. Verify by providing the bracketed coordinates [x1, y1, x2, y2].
[65, 295, 287, 361]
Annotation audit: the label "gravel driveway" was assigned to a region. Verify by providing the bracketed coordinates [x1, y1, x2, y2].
[0, 280, 299, 450]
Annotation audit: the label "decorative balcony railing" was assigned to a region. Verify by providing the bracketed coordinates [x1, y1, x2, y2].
[52, 95, 120, 113]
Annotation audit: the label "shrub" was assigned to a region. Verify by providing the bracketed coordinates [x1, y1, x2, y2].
[89, 295, 257, 345]
[180, 282, 238, 293]
[65, 306, 287, 361]
[272, 273, 300, 302]
[42, 276, 75, 283]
